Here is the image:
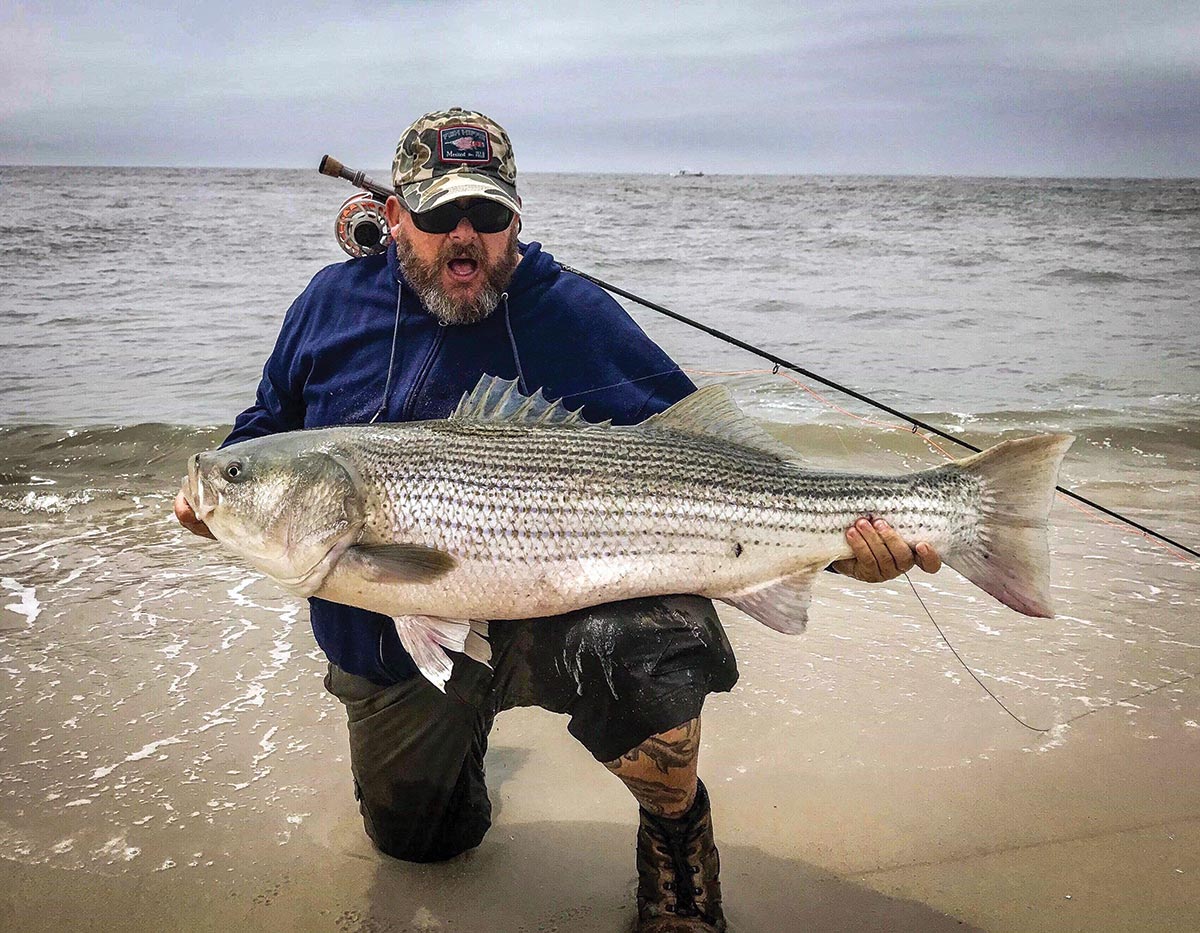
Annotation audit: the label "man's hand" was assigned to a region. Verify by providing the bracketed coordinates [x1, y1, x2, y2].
[831, 518, 941, 582]
[174, 487, 216, 540]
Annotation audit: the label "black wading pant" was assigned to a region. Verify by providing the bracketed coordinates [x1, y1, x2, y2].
[323, 595, 738, 863]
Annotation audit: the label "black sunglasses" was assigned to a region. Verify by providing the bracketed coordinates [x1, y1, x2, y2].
[410, 199, 515, 235]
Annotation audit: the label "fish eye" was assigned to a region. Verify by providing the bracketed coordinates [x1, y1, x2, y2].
[224, 461, 246, 482]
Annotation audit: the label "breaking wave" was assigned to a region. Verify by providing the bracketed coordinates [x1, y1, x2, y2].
[1036, 267, 1149, 286]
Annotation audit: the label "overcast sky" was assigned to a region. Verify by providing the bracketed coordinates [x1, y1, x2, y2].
[2, 1, 1197, 176]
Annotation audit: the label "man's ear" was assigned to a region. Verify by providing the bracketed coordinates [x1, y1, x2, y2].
[384, 195, 404, 235]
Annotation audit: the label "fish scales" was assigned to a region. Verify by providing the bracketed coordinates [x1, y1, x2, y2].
[337, 422, 972, 577]
[185, 376, 1072, 690]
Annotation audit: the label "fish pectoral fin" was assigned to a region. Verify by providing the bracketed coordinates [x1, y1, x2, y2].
[720, 566, 823, 634]
[347, 543, 457, 583]
[392, 616, 491, 692]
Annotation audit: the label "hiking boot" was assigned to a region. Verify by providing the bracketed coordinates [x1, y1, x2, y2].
[635, 779, 726, 932]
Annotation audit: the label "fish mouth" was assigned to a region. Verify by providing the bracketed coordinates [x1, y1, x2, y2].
[185, 453, 215, 523]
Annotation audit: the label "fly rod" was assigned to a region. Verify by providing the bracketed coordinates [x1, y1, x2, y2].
[318, 155, 1199, 561]
[560, 263, 1198, 561]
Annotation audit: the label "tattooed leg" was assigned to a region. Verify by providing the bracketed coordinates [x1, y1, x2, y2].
[603, 717, 701, 818]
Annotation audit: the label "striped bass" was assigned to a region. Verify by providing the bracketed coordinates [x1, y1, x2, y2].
[183, 376, 1074, 690]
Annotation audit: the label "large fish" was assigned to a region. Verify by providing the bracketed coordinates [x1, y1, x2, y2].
[183, 376, 1073, 690]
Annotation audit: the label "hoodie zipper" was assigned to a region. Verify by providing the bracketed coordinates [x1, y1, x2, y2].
[400, 321, 446, 422]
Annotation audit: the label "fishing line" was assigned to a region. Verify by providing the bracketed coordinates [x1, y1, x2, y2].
[906, 574, 1197, 732]
[595, 360, 1200, 730]
[693, 358, 1200, 730]
[369, 271, 404, 424]
[560, 263, 1199, 562]
[905, 574, 1050, 733]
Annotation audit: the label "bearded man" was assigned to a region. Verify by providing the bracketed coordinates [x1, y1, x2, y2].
[175, 108, 939, 933]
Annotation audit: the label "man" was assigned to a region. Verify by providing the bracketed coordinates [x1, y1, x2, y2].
[175, 108, 940, 933]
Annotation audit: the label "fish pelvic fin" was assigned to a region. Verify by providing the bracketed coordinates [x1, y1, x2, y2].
[392, 616, 492, 692]
[947, 433, 1075, 618]
[720, 565, 824, 634]
[644, 385, 803, 462]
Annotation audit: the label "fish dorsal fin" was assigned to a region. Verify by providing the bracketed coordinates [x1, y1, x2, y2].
[452, 375, 598, 427]
[644, 385, 801, 461]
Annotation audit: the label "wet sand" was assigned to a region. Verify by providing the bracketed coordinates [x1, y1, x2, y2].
[3, 631, 1197, 933]
[2, 437, 1198, 932]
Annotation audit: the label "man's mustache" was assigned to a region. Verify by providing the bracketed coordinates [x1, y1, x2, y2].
[442, 243, 484, 263]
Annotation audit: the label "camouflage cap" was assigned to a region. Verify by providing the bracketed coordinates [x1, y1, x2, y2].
[392, 107, 520, 216]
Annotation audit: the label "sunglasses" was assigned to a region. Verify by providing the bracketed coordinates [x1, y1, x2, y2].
[410, 199, 515, 235]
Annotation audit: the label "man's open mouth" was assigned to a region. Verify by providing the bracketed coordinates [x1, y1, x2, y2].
[446, 257, 479, 282]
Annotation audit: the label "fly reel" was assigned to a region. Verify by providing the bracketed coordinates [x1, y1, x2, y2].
[335, 192, 389, 258]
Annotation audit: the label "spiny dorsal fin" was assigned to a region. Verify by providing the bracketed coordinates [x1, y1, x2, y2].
[452, 375, 599, 427]
[644, 385, 802, 461]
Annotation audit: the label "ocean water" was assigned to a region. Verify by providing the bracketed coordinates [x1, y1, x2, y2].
[0, 168, 1198, 880]
[2, 169, 1199, 423]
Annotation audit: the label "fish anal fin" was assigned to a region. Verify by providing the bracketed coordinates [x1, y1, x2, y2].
[720, 566, 823, 634]
[347, 544, 456, 583]
[392, 616, 492, 692]
[645, 385, 802, 462]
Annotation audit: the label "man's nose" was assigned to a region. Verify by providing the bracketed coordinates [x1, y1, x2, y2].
[448, 216, 478, 240]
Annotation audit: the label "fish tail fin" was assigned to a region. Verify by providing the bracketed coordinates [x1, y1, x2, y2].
[946, 434, 1074, 618]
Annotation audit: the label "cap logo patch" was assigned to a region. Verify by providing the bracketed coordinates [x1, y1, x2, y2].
[439, 126, 491, 165]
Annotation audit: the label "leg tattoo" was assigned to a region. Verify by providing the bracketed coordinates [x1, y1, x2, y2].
[604, 718, 701, 818]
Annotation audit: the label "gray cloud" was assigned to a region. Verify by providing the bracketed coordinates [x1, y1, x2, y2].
[2, 0, 1197, 175]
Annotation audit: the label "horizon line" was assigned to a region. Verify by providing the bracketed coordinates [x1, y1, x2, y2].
[2, 163, 1197, 182]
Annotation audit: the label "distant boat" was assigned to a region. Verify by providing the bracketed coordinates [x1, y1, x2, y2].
[671, 169, 705, 177]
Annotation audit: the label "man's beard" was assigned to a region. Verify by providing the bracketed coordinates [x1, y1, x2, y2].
[395, 228, 520, 326]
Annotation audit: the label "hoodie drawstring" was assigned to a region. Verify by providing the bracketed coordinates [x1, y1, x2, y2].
[502, 293, 528, 395]
[371, 280, 405, 423]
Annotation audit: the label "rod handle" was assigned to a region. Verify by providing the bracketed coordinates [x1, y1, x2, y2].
[319, 154, 346, 179]
[319, 154, 394, 201]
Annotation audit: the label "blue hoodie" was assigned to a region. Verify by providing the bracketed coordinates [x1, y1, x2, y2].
[224, 240, 695, 684]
